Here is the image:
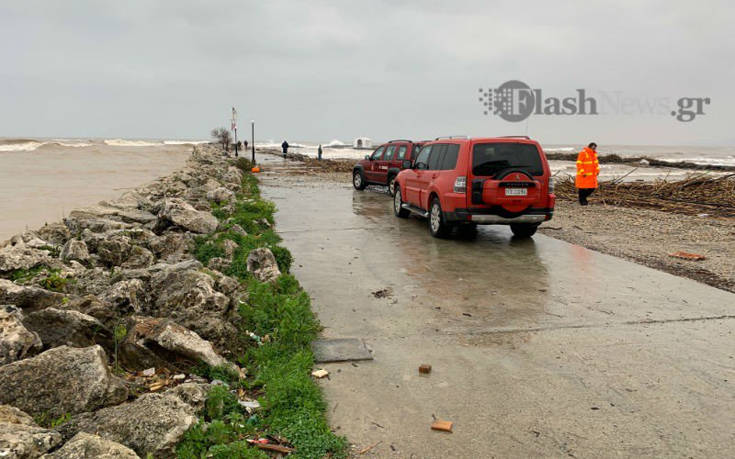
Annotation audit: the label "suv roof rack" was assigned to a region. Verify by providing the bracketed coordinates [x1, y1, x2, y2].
[434, 135, 468, 140]
[497, 135, 530, 139]
[387, 139, 413, 143]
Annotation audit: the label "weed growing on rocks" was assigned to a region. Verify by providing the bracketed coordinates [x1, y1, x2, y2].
[177, 165, 346, 459]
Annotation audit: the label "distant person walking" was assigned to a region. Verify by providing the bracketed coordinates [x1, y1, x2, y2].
[281, 140, 289, 158]
[317, 144, 323, 161]
[243, 139, 248, 149]
[576, 142, 600, 205]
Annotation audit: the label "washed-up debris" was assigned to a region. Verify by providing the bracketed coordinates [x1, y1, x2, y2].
[371, 287, 393, 298]
[358, 441, 382, 454]
[312, 338, 373, 363]
[418, 364, 432, 374]
[173, 373, 186, 381]
[669, 251, 706, 261]
[311, 369, 329, 379]
[247, 438, 294, 454]
[238, 399, 261, 413]
[431, 420, 453, 432]
[142, 367, 155, 377]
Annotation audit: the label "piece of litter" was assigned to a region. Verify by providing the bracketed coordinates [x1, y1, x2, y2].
[431, 420, 453, 432]
[311, 369, 329, 379]
[239, 400, 261, 412]
[172, 374, 186, 381]
[358, 441, 381, 454]
[142, 367, 155, 377]
[668, 251, 706, 261]
[418, 364, 432, 374]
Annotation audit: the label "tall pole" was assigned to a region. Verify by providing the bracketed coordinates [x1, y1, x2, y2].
[251, 120, 255, 164]
[231, 107, 238, 157]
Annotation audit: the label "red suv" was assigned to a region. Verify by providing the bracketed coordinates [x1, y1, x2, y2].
[393, 136, 555, 238]
[353, 140, 424, 195]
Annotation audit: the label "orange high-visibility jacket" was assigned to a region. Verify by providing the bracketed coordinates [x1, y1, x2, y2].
[575, 147, 599, 189]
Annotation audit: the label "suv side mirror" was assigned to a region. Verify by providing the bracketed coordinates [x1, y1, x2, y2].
[364, 154, 370, 160]
[402, 160, 412, 169]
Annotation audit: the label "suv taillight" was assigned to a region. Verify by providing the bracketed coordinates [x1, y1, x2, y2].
[548, 176, 555, 193]
[453, 176, 467, 193]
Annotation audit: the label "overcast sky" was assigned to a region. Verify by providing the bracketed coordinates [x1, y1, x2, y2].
[1, 0, 733, 145]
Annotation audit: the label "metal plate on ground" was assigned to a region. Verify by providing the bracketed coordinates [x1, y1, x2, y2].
[312, 338, 373, 363]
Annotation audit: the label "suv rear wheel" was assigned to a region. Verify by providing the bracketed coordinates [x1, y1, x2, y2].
[387, 174, 397, 196]
[353, 170, 367, 190]
[510, 223, 539, 238]
[393, 184, 410, 218]
[429, 197, 451, 238]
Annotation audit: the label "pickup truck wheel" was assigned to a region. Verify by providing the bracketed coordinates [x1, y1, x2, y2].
[510, 223, 539, 238]
[393, 185, 410, 218]
[429, 198, 451, 238]
[353, 170, 367, 190]
[387, 174, 396, 196]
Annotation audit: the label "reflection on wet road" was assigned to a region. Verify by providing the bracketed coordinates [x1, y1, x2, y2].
[259, 156, 735, 458]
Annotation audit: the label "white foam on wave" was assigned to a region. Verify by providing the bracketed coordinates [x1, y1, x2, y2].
[0, 141, 44, 152]
[104, 139, 161, 147]
[163, 140, 209, 145]
[659, 156, 735, 167]
[325, 139, 346, 147]
[544, 147, 575, 152]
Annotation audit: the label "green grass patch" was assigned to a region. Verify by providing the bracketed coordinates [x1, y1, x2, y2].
[177, 163, 345, 459]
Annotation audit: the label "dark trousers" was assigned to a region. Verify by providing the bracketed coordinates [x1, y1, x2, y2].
[578, 188, 595, 205]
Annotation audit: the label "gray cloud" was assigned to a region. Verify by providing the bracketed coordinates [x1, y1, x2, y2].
[1, 0, 732, 145]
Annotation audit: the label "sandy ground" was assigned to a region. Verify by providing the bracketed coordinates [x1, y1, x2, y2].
[539, 201, 735, 293]
[0, 145, 192, 241]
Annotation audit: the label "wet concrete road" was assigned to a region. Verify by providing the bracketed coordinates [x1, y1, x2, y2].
[258, 156, 735, 458]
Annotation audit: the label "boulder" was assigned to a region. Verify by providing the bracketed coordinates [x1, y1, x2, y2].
[121, 317, 228, 371]
[64, 295, 119, 329]
[96, 235, 132, 267]
[0, 345, 128, 418]
[206, 187, 234, 203]
[246, 248, 281, 283]
[0, 244, 53, 273]
[0, 305, 42, 365]
[37, 222, 71, 247]
[99, 279, 146, 316]
[120, 246, 154, 270]
[0, 418, 62, 458]
[0, 280, 65, 312]
[206, 257, 231, 273]
[221, 239, 239, 259]
[157, 198, 218, 234]
[229, 223, 247, 236]
[222, 166, 243, 186]
[148, 268, 236, 345]
[23, 308, 112, 350]
[0, 405, 36, 426]
[58, 384, 206, 458]
[41, 432, 139, 459]
[70, 268, 111, 296]
[60, 239, 90, 263]
[148, 233, 193, 262]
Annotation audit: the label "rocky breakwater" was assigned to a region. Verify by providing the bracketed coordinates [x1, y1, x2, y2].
[0, 145, 283, 458]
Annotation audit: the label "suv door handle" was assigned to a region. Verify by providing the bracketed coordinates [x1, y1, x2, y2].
[431, 173, 438, 179]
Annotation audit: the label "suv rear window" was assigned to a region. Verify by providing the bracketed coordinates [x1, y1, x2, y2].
[472, 143, 543, 176]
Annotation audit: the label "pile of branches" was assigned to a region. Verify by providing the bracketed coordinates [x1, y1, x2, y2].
[554, 173, 735, 217]
[546, 152, 735, 172]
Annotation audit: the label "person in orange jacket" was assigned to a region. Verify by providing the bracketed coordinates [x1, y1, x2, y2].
[575, 142, 600, 205]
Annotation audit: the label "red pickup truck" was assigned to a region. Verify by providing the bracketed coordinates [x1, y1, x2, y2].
[353, 140, 424, 195]
[393, 136, 555, 238]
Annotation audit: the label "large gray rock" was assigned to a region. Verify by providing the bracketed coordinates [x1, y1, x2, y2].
[120, 246, 154, 270]
[0, 244, 53, 273]
[37, 222, 71, 247]
[157, 198, 218, 234]
[96, 235, 132, 267]
[246, 248, 281, 283]
[23, 308, 112, 350]
[60, 239, 89, 263]
[121, 317, 228, 371]
[0, 345, 128, 418]
[0, 405, 63, 457]
[148, 268, 236, 345]
[41, 432, 139, 459]
[148, 233, 193, 262]
[59, 384, 207, 458]
[206, 187, 234, 203]
[99, 279, 146, 316]
[0, 305, 42, 365]
[0, 280, 65, 312]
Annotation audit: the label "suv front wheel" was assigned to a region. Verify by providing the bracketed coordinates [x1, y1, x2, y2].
[429, 197, 451, 238]
[510, 223, 539, 238]
[353, 170, 367, 190]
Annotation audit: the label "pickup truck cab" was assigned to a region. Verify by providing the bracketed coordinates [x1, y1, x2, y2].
[393, 136, 555, 238]
[353, 140, 424, 195]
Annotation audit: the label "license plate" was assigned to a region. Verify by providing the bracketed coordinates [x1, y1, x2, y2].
[505, 188, 527, 196]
